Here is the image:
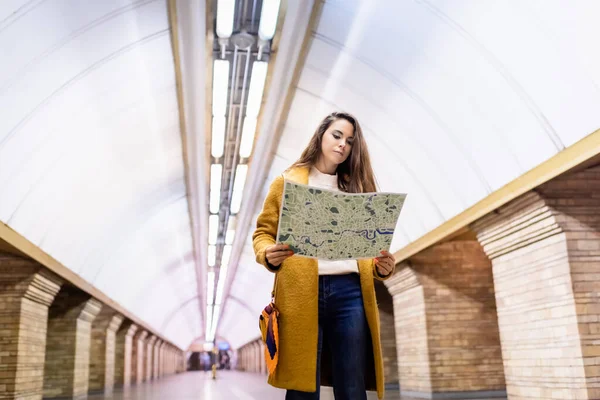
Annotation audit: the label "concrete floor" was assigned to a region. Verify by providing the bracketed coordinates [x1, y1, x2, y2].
[88, 371, 505, 399]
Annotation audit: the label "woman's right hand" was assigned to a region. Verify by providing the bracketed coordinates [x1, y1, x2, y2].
[266, 244, 294, 267]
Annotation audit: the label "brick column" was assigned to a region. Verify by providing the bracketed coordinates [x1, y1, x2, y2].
[472, 166, 600, 400]
[375, 281, 399, 389]
[170, 347, 176, 375]
[43, 286, 102, 399]
[145, 335, 157, 381]
[153, 340, 162, 380]
[162, 345, 168, 375]
[88, 306, 124, 395]
[259, 341, 266, 375]
[385, 241, 506, 399]
[165, 345, 172, 375]
[0, 256, 62, 400]
[179, 350, 186, 373]
[170, 346, 175, 375]
[131, 330, 148, 385]
[114, 322, 137, 387]
[157, 342, 164, 378]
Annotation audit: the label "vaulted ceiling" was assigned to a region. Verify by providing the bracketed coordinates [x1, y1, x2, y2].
[1, 0, 599, 350]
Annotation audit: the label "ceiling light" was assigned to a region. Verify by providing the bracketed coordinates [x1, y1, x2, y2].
[230, 164, 248, 214]
[209, 215, 219, 245]
[206, 271, 215, 305]
[205, 304, 213, 340]
[258, 0, 280, 41]
[239, 116, 257, 158]
[210, 164, 222, 214]
[212, 60, 230, 116]
[208, 245, 216, 267]
[215, 265, 227, 306]
[211, 116, 226, 158]
[222, 244, 232, 267]
[225, 216, 235, 245]
[216, 0, 235, 39]
[209, 304, 221, 341]
[246, 61, 268, 117]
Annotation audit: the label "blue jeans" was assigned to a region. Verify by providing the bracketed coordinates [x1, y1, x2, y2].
[285, 273, 369, 400]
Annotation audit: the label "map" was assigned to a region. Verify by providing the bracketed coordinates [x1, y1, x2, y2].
[276, 180, 407, 260]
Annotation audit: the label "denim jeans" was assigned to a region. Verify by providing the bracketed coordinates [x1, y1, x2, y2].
[285, 273, 368, 400]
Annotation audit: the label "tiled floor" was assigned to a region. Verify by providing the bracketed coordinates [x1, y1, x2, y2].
[89, 371, 505, 399]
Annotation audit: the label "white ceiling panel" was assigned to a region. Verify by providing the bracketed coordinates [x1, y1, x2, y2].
[222, 0, 600, 348]
[3, 0, 600, 351]
[0, 0, 200, 348]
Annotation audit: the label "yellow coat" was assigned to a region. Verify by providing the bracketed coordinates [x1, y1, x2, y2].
[252, 166, 393, 399]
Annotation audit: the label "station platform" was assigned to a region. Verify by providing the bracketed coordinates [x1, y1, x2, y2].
[88, 371, 505, 399]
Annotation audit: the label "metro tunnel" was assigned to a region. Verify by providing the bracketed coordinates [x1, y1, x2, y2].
[1, 0, 600, 399]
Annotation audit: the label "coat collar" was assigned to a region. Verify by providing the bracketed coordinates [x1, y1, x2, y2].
[283, 166, 310, 185]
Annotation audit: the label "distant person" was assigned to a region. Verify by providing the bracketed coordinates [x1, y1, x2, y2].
[253, 112, 395, 400]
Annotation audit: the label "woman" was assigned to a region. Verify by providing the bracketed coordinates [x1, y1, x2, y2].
[252, 112, 396, 400]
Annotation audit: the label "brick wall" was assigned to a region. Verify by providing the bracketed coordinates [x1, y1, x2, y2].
[88, 306, 123, 394]
[131, 330, 148, 384]
[472, 165, 600, 399]
[43, 286, 102, 399]
[374, 280, 399, 387]
[0, 256, 62, 400]
[386, 265, 434, 394]
[386, 241, 505, 397]
[154, 340, 163, 379]
[145, 335, 157, 382]
[114, 322, 138, 387]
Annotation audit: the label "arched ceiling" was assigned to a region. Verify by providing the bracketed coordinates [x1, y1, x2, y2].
[0, 0, 201, 349]
[221, 0, 600, 348]
[2, 0, 600, 351]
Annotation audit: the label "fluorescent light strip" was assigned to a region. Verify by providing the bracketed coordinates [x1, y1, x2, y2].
[239, 116, 257, 158]
[209, 215, 219, 245]
[210, 304, 221, 341]
[258, 0, 281, 41]
[205, 304, 213, 340]
[246, 62, 268, 117]
[222, 245, 232, 267]
[206, 271, 215, 305]
[211, 116, 226, 158]
[225, 216, 235, 245]
[216, 0, 235, 38]
[212, 60, 230, 116]
[208, 245, 216, 267]
[230, 165, 248, 214]
[215, 267, 227, 305]
[210, 164, 222, 214]
[214, 244, 232, 305]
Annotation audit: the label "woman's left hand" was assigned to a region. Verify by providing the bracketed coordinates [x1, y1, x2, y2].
[375, 250, 395, 276]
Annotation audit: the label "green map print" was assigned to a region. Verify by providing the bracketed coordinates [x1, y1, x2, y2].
[276, 180, 407, 261]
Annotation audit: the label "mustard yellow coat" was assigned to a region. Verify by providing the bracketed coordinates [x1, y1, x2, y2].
[252, 166, 394, 399]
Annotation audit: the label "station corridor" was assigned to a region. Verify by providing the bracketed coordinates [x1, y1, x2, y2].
[86, 371, 506, 400]
[2, 0, 600, 399]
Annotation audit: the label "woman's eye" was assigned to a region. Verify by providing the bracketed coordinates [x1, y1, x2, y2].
[333, 134, 340, 139]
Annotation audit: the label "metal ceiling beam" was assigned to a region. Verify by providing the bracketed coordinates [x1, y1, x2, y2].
[216, 0, 324, 341]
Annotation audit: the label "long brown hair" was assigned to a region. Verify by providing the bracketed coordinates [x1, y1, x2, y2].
[290, 112, 377, 193]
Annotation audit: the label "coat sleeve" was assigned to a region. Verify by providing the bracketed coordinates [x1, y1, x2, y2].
[252, 175, 285, 273]
[373, 259, 395, 281]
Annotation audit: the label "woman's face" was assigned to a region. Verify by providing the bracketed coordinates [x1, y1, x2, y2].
[320, 119, 354, 167]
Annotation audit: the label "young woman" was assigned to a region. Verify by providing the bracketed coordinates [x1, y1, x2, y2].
[252, 112, 396, 400]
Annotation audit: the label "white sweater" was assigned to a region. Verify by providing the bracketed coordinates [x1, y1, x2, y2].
[308, 167, 360, 275]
